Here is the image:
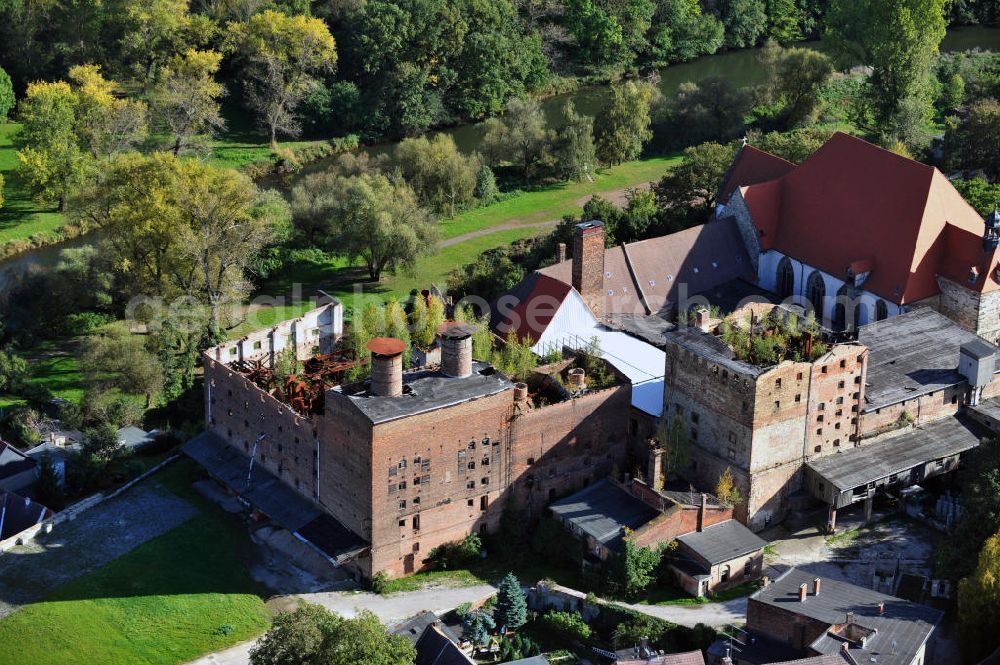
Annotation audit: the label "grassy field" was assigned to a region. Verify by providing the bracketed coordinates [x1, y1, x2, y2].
[228, 154, 680, 338]
[436, 155, 679, 240]
[0, 460, 271, 665]
[0, 123, 67, 248]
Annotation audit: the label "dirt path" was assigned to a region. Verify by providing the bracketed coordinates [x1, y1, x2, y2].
[573, 181, 653, 208]
[438, 219, 560, 248]
[0, 475, 197, 618]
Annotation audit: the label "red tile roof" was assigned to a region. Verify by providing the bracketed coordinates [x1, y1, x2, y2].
[494, 272, 574, 342]
[734, 132, 995, 304]
[616, 650, 706, 665]
[718, 145, 795, 203]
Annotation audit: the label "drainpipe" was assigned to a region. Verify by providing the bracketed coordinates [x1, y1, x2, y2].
[315, 438, 321, 501]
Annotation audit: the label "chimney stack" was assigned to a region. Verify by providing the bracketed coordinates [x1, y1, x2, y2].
[647, 443, 665, 492]
[572, 220, 605, 314]
[698, 493, 708, 532]
[812, 577, 821, 596]
[368, 338, 407, 397]
[799, 583, 808, 602]
[514, 382, 529, 402]
[878, 601, 885, 615]
[438, 323, 475, 378]
[567, 367, 586, 390]
[557, 242, 567, 263]
[694, 308, 711, 332]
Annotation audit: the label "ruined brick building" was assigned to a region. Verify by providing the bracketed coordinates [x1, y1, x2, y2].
[188, 306, 633, 579]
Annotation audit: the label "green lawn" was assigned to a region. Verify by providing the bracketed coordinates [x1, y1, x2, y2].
[23, 339, 87, 403]
[0, 123, 68, 249]
[0, 460, 271, 665]
[437, 155, 679, 240]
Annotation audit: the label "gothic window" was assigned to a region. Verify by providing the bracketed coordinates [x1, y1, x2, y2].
[833, 283, 850, 330]
[875, 299, 889, 321]
[806, 271, 826, 316]
[776, 257, 794, 299]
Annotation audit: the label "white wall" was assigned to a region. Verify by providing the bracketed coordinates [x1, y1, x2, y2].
[757, 250, 902, 325]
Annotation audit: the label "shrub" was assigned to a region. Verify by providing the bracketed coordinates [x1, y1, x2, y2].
[542, 610, 592, 642]
[454, 602, 472, 618]
[370, 571, 390, 594]
[427, 533, 481, 570]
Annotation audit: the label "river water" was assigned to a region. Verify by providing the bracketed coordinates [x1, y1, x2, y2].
[1, 26, 997, 291]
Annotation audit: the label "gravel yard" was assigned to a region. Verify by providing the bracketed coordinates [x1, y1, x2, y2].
[0, 473, 197, 618]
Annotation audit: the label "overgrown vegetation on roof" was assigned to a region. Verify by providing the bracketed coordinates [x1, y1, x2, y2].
[720, 308, 827, 366]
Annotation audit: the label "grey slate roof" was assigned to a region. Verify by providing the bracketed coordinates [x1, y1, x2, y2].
[335, 362, 513, 425]
[117, 426, 156, 451]
[0, 490, 51, 541]
[549, 478, 658, 552]
[602, 313, 675, 347]
[390, 611, 459, 646]
[183, 430, 367, 563]
[859, 308, 998, 410]
[751, 568, 942, 665]
[806, 416, 983, 492]
[962, 338, 997, 360]
[413, 624, 473, 665]
[675, 519, 767, 565]
[0, 440, 35, 482]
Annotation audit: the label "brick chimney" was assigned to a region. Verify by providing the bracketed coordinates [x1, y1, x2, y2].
[368, 338, 406, 397]
[695, 308, 711, 332]
[647, 443, 664, 492]
[438, 323, 475, 378]
[799, 583, 808, 602]
[698, 493, 707, 532]
[812, 577, 821, 595]
[572, 220, 605, 314]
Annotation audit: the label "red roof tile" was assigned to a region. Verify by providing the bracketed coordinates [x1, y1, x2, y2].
[738, 132, 990, 304]
[719, 145, 796, 203]
[494, 272, 573, 342]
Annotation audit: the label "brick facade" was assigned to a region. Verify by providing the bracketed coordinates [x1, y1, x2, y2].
[205, 351, 633, 579]
[662, 336, 869, 530]
[572, 221, 606, 315]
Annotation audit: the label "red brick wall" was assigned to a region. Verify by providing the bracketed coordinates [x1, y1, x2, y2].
[205, 357, 322, 499]
[746, 597, 829, 650]
[509, 383, 632, 515]
[364, 389, 514, 578]
[628, 503, 732, 549]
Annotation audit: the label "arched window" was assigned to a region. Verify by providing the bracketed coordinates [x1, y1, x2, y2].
[875, 299, 889, 321]
[833, 283, 852, 331]
[721, 564, 731, 583]
[744, 558, 754, 577]
[776, 257, 794, 299]
[806, 271, 826, 316]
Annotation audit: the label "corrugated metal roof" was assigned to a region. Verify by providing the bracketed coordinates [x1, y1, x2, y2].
[859, 307, 998, 409]
[806, 416, 983, 493]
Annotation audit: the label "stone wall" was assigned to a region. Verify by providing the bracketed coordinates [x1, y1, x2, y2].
[207, 302, 343, 367]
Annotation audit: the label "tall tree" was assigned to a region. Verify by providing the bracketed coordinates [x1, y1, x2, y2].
[151, 49, 227, 155]
[670, 77, 751, 144]
[119, 0, 209, 86]
[596, 80, 657, 165]
[15, 80, 88, 210]
[826, 0, 947, 140]
[764, 45, 834, 127]
[553, 100, 596, 181]
[654, 141, 737, 227]
[329, 173, 438, 281]
[69, 64, 149, 160]
[649, 0, 724, 64]
[958, 528, 1000, 663]
[494, 572, 528, 630]
[0, 67, 14, 122]
[719, 0, 767, 48]
[482, 96, 551, 180]
[227, 10, 337, 145]
[82, 323, 165, 407]
[953, 98, 1000, 180]
[395, 134, 479, 217]
[462, 609, 496, 650]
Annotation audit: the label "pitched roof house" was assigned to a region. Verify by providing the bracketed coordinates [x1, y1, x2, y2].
[0, 440, 36, 494]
